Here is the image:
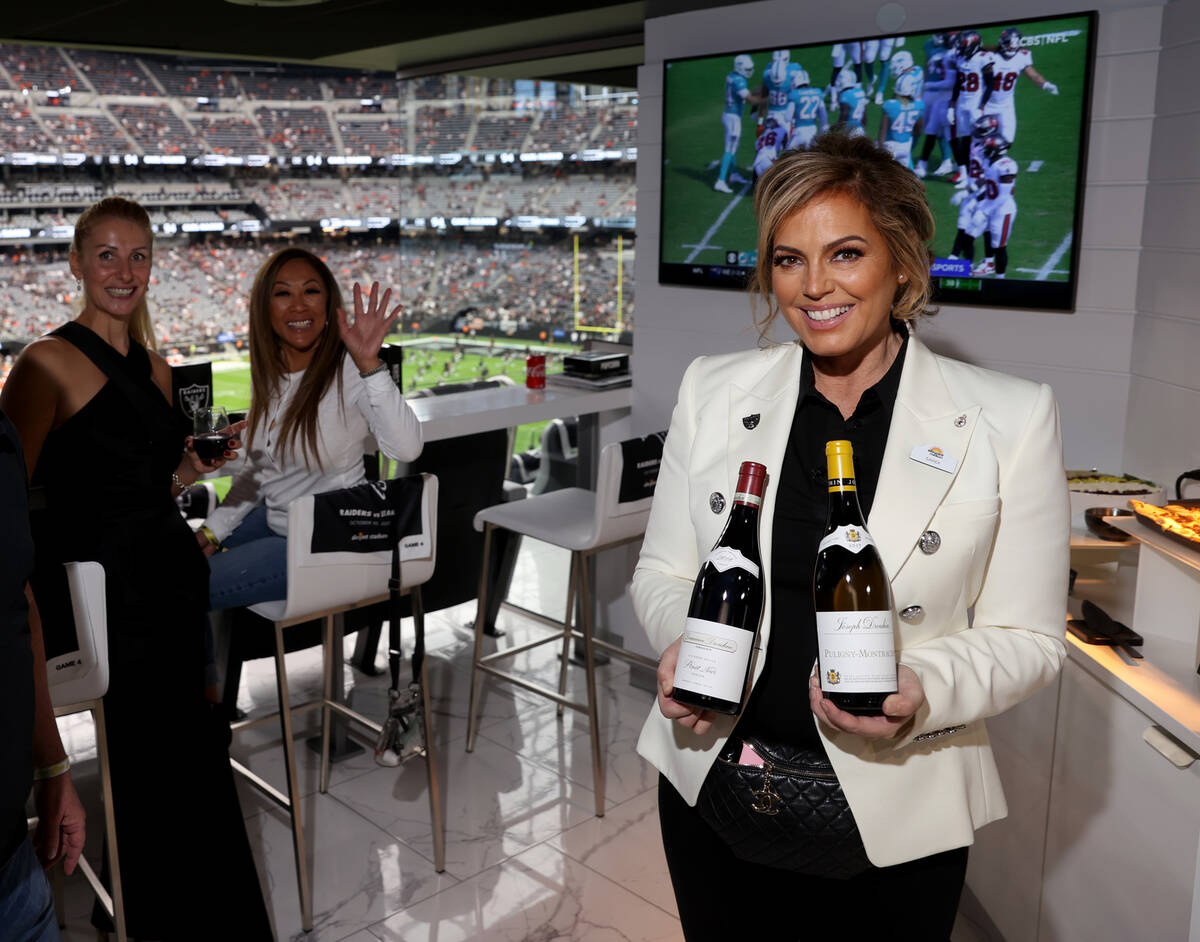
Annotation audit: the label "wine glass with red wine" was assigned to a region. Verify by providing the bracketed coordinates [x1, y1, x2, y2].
[193, 406, 231, 465]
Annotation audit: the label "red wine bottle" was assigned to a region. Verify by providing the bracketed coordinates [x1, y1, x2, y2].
[671, 461, 767, 715]
[813, 440, 897, 716]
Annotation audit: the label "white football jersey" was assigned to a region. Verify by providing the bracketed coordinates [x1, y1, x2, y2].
[987, 49, 1032, 107]
[969, 138, 987, 184]
[982, 155, 1018, 204]
[955, 50, 994, 107]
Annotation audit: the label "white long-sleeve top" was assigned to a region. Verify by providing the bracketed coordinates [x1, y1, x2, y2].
[204, 354, 423, 541]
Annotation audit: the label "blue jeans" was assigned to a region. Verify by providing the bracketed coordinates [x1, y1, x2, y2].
[208, 506, 288, 610]
[0, 839, 60, 942]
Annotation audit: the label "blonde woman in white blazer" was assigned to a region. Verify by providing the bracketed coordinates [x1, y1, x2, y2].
[634, 132, 1069, 940]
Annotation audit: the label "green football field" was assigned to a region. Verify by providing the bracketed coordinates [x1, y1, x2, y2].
[661, 16, 1092, 281]
[211, 334, 578, 468]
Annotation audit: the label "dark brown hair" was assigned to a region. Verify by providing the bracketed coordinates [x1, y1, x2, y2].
[246, 247, 346, 468]
[749, 130, 936, 340]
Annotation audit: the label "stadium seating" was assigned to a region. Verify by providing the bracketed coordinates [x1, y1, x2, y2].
[40, 112, 130, 155]
[110, 103, 202, 153]
[68, 49, 156, 96]
[255, 106, 335, 155]
[196, 115, 269, 155]
[0, 53, 637, 355]
[338, 118, 406, 155]
[0, 42, 83, 92]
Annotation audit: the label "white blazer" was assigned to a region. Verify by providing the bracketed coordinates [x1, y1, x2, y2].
[633, 334, 1069, 868]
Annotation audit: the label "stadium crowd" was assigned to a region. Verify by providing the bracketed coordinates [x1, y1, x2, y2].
[1, 235, 632, 346]
[0, 54, 638, 363]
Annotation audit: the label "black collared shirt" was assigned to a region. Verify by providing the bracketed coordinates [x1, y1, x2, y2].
[740, 327, 908, 747]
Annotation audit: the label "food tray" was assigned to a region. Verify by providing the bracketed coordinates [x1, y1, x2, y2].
[1132, 499, 1200, 553]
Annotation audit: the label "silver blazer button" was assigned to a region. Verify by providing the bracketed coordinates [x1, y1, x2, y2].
[900, 605, 924, 622]
[709, 492, 726, 514]
[919, 530, 941, 555]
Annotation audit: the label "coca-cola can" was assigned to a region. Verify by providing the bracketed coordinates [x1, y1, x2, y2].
[526, 354, 546, 389]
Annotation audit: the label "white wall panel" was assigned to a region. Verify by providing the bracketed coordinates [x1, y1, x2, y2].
[1130, 313, 1200, 392]
[1096, 3, 1166, 54]
[1160, 0, 1200, 42]
[1141, 182, 1200, 247]
[1090, 49, 1162, 118]
[1075, 247, 1142, 312]
[1146, 110, 1200, 179]
[1136, 248, 1200, 315]
[1079, 183, 1148, 248]
[1123, 375, 1200, 487]
[1154, 35, 1200, 115]
[1088, 117, 1155, 182]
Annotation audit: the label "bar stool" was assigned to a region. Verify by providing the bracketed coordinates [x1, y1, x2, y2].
[42, 562, 126, 941]
[465, 434, 665, 816]
[229, 473, 444, 932]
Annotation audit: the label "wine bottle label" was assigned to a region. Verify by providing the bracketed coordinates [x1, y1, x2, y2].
[703, 546, 761, 578]
[815, 610, 898, 694]
[733, 490, 762, 508]
[674, 616, 755, 703]
[817, 525, 876, 554]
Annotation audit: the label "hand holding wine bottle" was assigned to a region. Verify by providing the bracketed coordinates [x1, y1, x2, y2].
[668, 460, 767, 720]
[811, 439, 924, 737]
[808, 665, 925, 740]
[655, 636, 718, 736]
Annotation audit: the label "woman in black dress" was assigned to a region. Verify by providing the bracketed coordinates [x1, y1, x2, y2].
[0, 197, 273, 939]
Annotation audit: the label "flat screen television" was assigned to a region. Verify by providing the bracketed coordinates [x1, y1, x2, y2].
[658, 11, 1097, 312]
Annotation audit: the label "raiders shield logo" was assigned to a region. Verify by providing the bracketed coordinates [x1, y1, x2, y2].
[179, 383, 210, 418]
[742, 414, 760, 430]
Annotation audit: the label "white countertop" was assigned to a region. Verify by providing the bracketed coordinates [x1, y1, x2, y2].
[1068, 519, 1200, 753]
[409, 383, 633, 443]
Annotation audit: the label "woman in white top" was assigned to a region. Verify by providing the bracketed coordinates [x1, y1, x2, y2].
[200, 246, 423, 608]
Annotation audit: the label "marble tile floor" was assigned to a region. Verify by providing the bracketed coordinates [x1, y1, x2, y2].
[50, 537, 990, 941]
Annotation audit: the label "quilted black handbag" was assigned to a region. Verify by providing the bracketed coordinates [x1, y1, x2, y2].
[695, 736, 872, 879]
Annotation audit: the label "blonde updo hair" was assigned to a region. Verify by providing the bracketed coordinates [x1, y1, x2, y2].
[71, 196, 156, 349]
[749, 130, 936, 341]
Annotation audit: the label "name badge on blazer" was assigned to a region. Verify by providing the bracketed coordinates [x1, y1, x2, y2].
[909, 443, 958, 474]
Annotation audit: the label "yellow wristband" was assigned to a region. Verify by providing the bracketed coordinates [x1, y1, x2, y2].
[33, 758, 70, 780]
[199, 526, 221, 549]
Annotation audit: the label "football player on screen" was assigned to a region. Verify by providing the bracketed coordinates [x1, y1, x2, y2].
[878, 69, 925, 168]
[751, 115, 788, 182]
[826, 42, 862, 108]
[982, 26, 1059, 143]
[865, 36, 903, 103]
[834, 66, 868, 138]
[756, 50, 802, 139]
[947, 30, 994, 188]
[914, 32, 957, 178]
[969, 136, 1019, 277]
[946, 114, 1002, 265]
[786, 68, 829, 150]
[714, 54, 763, 193]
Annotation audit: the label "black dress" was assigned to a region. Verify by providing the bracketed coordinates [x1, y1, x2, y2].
[28, 322, 273, 940]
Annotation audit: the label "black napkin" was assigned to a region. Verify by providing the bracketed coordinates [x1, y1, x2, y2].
[1081, 600, 1143, 646]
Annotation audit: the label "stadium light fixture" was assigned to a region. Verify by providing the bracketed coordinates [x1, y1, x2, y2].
[224, 0, 331, 5]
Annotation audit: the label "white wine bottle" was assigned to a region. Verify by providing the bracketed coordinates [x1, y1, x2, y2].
[671, 461, 767, 715]
[812, 440, 897, 715]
